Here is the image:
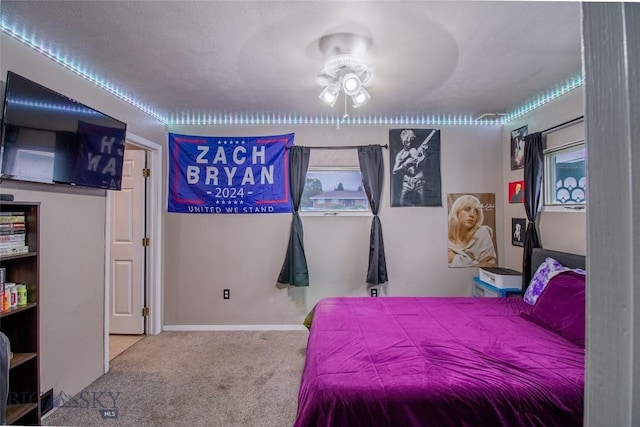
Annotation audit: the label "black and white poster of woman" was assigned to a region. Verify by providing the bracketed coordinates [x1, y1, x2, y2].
[510, 125, 528, 170]
[389, 128, 441, 207]
[447, 193, 498, 268]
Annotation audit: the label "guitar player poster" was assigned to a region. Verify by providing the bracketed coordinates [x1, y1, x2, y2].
[389, 128, 442, 207]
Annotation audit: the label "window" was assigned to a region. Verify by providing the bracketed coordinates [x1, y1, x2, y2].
[300, 167, 371, 216]
[544, 139, 586, 208]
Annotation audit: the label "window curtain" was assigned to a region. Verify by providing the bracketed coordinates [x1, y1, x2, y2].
[357, 145, 388, 285]
[522, 132, 543, 291]
[277, 146, 311, 287]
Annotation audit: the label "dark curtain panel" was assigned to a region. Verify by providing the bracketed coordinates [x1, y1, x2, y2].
[522, 132, 543, 291]
[277, 146, 311, 287]
[357, 145, 388, 285]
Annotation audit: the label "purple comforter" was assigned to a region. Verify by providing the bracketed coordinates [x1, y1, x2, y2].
[294, 297, 584, 427]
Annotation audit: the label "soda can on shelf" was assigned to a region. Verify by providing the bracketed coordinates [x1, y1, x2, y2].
[7, 283, 17, 308]
[4, 282, 15, 310]
[2, 289, 8, 311]
[17, 284, 27, 305]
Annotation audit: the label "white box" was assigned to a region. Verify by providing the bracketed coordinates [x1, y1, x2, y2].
[479, 268, 522, 289]
[472, 281, 500, 298]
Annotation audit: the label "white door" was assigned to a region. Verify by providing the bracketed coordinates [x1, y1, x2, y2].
[109, 147, 146, 334]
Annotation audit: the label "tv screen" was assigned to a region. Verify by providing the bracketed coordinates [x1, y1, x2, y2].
[0, 71, 127, 190]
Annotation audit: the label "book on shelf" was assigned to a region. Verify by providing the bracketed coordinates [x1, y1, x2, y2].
[0, 223, 25, 232]
[0, 239, 27, 249]
[0, 233, 26, 243]
[0, 214, 25, 224]
[0, 267, 5, 309]
[0, 231, 26, 238]
[0, 245, 29, 256]
[0, 241, 26, 249]
[0, 227, 27, 236]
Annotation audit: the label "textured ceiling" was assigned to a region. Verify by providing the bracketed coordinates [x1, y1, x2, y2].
[0, 1, 583, 124]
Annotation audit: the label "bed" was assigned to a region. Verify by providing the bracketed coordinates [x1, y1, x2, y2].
[294, 249, 586, 427]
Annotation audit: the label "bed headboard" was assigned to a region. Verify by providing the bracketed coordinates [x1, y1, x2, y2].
[531, 248, 586, 272]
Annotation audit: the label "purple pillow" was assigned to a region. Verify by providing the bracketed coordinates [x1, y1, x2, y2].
[525, 270, 586, 347]
[523, 257, 566, 305]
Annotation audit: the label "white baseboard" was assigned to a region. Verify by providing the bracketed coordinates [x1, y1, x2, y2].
[41, 405, 59, 420]
[163, 324, 307, 331]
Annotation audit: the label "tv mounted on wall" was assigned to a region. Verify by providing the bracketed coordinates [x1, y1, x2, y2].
[0, 71, 127, 190]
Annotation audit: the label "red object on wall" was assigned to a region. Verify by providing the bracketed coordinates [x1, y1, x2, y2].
[509, 180, 525, 203]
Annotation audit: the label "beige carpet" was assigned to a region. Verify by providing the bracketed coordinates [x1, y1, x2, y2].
[43, 331, 309, 427]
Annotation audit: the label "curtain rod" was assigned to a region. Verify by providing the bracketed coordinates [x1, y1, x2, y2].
[540, 116, 584, 135]
[288, 144, 388, 150]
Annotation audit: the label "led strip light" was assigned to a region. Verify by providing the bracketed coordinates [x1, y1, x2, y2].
[501, 75, 583, 123]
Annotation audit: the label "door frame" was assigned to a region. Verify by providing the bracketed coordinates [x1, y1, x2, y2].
[103, 131, 163, 373]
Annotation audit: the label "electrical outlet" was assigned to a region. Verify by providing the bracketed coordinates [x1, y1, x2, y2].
[41, 388, 53, 415]
[223, 289, 230, 299]
[370, 288, 378, 297]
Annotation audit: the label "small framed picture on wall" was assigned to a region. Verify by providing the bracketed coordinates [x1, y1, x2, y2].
[512, 218, 526, 247]
[510, 125, 528, 170]
[508, 180, 525, 203]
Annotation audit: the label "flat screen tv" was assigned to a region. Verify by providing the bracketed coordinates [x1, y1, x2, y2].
[0, 71, 127, 190]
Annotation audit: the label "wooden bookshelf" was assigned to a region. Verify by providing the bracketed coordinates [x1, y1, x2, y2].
[0, 302, 37, 318]
[9, 352, 38, 369]
[1, 202, 41, 425]
[6, 403, 39, 425]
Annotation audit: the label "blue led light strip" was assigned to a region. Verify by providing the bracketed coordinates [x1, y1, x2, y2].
[165, 113, 501, 126]
[7, 98, 100, 115]
[501, 75, 583, 123]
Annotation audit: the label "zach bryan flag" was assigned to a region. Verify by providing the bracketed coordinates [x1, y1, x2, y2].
[168, 132, 294, 214]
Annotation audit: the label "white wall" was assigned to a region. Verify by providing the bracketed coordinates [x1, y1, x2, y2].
[164, 124, 504, 325]
[0, 184, 107, 398]
[583, 3, 640, 425]
[0, 34, 166, 399]
[502, 87, 586, 272]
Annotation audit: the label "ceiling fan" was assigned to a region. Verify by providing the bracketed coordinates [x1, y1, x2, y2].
[315, 32, 374, 109]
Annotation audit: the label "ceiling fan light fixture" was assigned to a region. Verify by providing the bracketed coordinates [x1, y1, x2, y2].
[342, 73, 362, 95]
[316, 52, 373, 110]
[319, 84, 340, 107]
[351, 87, 370, 108]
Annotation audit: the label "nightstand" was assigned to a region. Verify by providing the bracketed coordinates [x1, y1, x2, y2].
[472, 277, 522, 298]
